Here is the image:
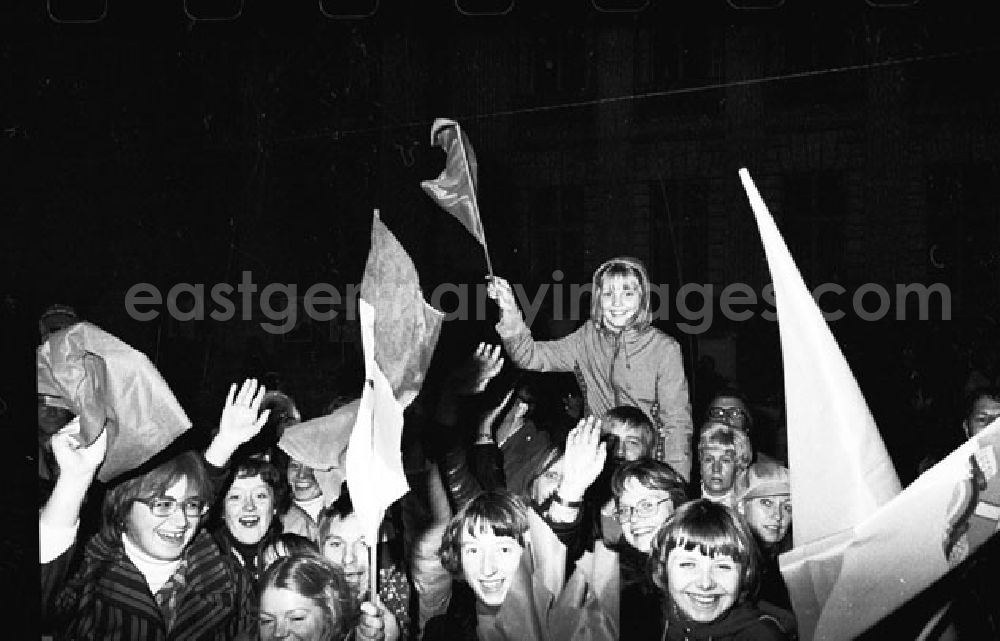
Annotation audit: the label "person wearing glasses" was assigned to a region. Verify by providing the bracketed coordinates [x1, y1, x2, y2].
[609, 458, 689, 639]
[40, 379, 271, 640]
[704, 390, 753, 433]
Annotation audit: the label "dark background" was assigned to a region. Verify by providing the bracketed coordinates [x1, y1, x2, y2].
[5, 1, 1000, 635]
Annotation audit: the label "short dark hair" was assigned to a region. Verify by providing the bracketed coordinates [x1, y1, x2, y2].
[439, 490, 530, 575]
[610, 459, 688, 512]
[706, 388, 754, 430]
[963, 387, 1000, 422]
[231, 456, 291, 516]
[259, 554, 359, 639]
[103, 450, 211, 536]
[649, 499, 761, 604]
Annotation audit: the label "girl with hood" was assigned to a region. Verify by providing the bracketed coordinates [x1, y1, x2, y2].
[488, 257, 694, 481]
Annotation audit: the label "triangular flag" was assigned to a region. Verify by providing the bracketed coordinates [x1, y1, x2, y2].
[420, 118, 493, 274]
[784, 417, 1000, 640]
[741, 167, 1000, 640]
[360, 211, 444, 409]
[345, 298, 409, 573]
[36, 322, 191, 483]
[740, 167, 901, 548]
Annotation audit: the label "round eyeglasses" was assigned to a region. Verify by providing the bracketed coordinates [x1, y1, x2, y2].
[135, 496, 209, 519]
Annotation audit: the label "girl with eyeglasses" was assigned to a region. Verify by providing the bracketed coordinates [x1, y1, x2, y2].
[40, 379, 271, 640]
[609, 459, 689, 639]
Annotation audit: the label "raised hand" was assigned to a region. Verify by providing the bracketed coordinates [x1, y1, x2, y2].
[218, 378, 271, 445]
[205, 378, 271, 467]
[486, 275, 523, 330]
[49, 418, 107, 482]
[557, 416, 608, 501]
[41, 419, 109, 532]
[449, 342, 505, 396]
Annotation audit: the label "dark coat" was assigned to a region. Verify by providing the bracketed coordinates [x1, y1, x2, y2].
[664, 599, 795, 641]
[42, 527, 255, 641]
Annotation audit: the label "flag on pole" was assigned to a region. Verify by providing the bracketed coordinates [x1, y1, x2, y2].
[345, 299, 410, 562]
[740, 167, 1000, 640]
[420, 118, 494, 274]
[347, 212, 443, 600]
[37, 321, 191, 483]
[360, 210, 445, 409]
[740, 167, 901, 549]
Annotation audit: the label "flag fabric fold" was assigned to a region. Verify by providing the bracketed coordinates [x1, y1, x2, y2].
[360, 210, 445, 409]
[36, 321, 191, 482]
[740, 167, 902, 639]
[781, 417, 1000, 640]
[741, 166, 1000, 640]
[277, 401, 358, 504]
[420, 118, 492, 272]
[346, 210, 444, 598]
[345, 298, 411, 560]
[740, 167, 901, 549]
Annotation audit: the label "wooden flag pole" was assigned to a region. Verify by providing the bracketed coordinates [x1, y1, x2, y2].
[368, 518, 380, 607]
[366, 371, 382, 607]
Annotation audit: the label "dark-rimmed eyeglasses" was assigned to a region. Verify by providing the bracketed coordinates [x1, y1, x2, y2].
[707, 406, 749, 427]
[134, 496, 209, 518]
[613, 496, 671, 522]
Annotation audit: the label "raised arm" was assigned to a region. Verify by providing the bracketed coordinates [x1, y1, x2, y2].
[39, 421, 108, 554]
[432, 342, 506, 511]
[546, 416, 607, 526]
[40, 421, 108, 616]
[204, 378, 272, 468]
[487, 275, 581, 372]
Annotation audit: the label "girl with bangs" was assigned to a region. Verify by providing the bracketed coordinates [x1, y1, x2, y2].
[40, 379, 271, 640]
[650, 499, 795, 641]
[425, 491, 532, 640]
[425, 489, 617, 641]
[211, 456, 290, 585]
[488, 257, 694, 482]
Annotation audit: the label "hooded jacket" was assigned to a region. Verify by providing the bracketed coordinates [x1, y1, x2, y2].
[497, 257, 693, 480]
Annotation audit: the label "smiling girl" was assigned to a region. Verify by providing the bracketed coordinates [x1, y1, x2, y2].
[650, 499, 795, 641]
[488, 257, 693, 481]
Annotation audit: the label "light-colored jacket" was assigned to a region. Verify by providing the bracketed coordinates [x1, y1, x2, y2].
[497, 257, 693, 480]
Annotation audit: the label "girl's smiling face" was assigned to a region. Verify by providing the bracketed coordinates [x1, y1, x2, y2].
[259, 586, 329, 641]
[666, 546, 741, 623]
[224, 474, 275, 545]
[460, 525, 524, 608]
[599, 273, 642, 330]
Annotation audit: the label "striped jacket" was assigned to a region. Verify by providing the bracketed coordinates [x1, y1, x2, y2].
[43, 527, 255, 641]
